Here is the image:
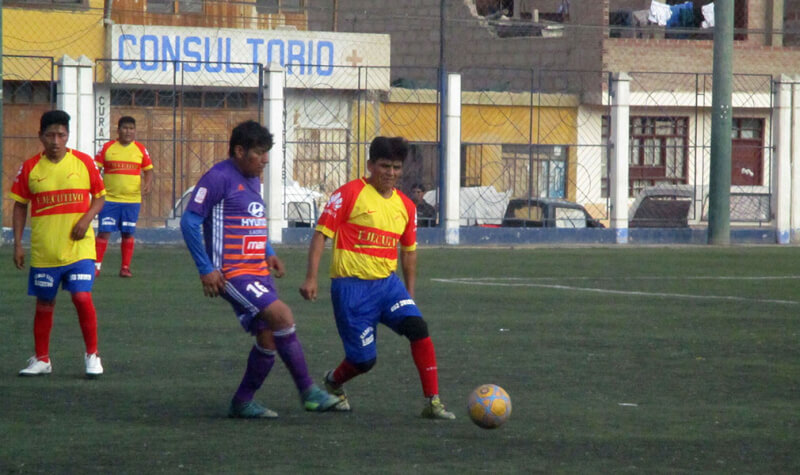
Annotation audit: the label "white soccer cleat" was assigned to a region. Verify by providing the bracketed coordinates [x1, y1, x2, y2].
[85, 353, 103, 378]
[19, 357, 52, 376]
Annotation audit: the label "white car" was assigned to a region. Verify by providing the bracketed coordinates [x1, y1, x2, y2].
[165, 182, 323, 229]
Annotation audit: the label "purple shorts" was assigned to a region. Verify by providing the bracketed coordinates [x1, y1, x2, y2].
[221, 273, 279, 335]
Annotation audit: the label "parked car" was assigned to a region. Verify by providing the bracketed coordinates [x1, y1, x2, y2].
[628, 185, 694, 228]
[165, 182, 322, 229]
[500, 197, 605, 228]
[628, 184, 773, 228]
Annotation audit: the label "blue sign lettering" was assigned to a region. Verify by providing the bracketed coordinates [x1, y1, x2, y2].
[119, 35, 137, 70]
[141, 35, 159, 71]
[116, 33, 339, 79]
[183, 36, 202, 73]
[162, 35, 180, 71]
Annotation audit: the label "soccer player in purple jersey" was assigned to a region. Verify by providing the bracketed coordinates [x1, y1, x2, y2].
[180, 120, 341, 418]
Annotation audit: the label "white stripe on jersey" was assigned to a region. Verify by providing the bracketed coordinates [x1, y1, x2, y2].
[224, 280, 260, 315]
[211, 199, 224, 269]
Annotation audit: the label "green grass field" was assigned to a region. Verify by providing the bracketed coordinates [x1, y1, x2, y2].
[2, 245, 799, 473]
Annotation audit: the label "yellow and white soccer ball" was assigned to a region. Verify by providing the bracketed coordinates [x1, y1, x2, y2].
[467, 384, 512, 429]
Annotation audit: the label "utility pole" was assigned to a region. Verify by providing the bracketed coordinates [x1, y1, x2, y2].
[438, 0, 447, 229]
[707, 0, 733, 244]
[1, 0, 4, 240]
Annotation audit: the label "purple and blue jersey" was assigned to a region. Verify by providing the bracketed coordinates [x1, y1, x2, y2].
[183, 159, 272, 279]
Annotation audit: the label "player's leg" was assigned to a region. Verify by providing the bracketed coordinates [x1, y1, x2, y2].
[19, 266, 61, 375]
[322, 277, 382, 410]
[258, 300, 341, 411]
[95, 202, 118, 276]
[383, 275, 455, 420]
[229, 326, 278, 419]
[119, 203, 140, 277]
[222, 275, 340, 412]
[65, 259, 103, 378]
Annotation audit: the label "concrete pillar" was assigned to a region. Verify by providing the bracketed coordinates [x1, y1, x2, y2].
[791, 75, 800, 241]
[57, 55, 79, 150]
[773, 75, 791, 244]
[444, 73, 462, 245]
[264, 64, 285, 243]
[76, 55, 95, 156]
[609, 72, 631, 244]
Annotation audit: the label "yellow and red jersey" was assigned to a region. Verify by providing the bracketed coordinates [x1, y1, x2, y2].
[9, 149, 106, 268]
[95, 140, 152, 203]
[316, 178, 417, 280]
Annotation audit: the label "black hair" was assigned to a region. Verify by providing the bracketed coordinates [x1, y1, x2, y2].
[118, 116, 136, 128]
[229, 120, 274, 157]
[40, 110, 70, 134]
[369, 136, 408, 163]
[411, 183, 425, 192]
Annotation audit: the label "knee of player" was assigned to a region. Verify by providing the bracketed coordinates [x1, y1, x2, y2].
[71, 291, 93, 305]
[397, 317, 429, 341]
[261, 300, 295, 328]
[353, 358, 376, 373]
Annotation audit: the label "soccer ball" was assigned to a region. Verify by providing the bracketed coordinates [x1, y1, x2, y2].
[467, 384, 512, 429]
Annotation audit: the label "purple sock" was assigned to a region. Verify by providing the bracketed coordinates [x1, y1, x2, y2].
[232, 345, 275, 405]
[273, 326, 314, 393]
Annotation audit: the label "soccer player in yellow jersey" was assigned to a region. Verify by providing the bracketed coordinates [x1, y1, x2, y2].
[300, 136, 455, 419]
[94, 116, 154, 277]
[9, 110, 106, 377]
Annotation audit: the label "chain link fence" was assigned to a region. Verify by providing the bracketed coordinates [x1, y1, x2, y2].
[1, 55, 56, 229]
[93, 58, 264, 229]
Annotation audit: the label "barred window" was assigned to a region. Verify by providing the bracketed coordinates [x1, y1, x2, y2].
[256, 0, 305, 14]
[2, 81, 52, 104]
[7, 0, 84, 5]
[293, 128, 348, 193]
[601, 116, 689, 197]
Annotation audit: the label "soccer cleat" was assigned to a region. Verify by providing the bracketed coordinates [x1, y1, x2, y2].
[323, 370, 351, 411]
[301, 384, 342, 412]
[119, 267, 132, 278]
[421, 395, 456, 420]
[19, 357, 52, 376]
[84, 353, 103, 378]
[228, 400, 278, 419]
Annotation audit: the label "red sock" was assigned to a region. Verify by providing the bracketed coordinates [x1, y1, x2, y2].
[72, 292, 98, 355]
[410, 337, 439, 397]
[121, 236, 135, 269]
[332, 359, 362, 385]
[95, 237, 109, 265]
[34, 300, 55, 362]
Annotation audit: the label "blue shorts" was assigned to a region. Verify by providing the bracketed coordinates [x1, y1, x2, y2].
[28, 259, 95, 300]
[330, 273, 422, 364]
[98, 202, 141, 234]
[222, 273, 279, 335]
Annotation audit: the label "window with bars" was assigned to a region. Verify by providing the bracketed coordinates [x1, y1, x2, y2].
[500, 144, 567, 198]
[601, 116, 689, 197]
[293, 128, 349, 193]
[7, 0, 84, 5]
[2, 81, 52, 104]
[256, 0, 305, 14]
[110, 89, 257, 109]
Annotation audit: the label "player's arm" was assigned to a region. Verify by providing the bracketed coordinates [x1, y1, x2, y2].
[299, 230, 327, 301]
[180, 209, 226, 297]
[71, 195, 105, 241]
[400, 249, 418, 299]
[141, 168, 154, 195]
[12, 201, 28, 269]
[265, 242, 286, 278]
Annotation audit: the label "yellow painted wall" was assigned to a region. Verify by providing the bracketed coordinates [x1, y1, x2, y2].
[3, 2, 105, 80]
[375, 90, 579, 199]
